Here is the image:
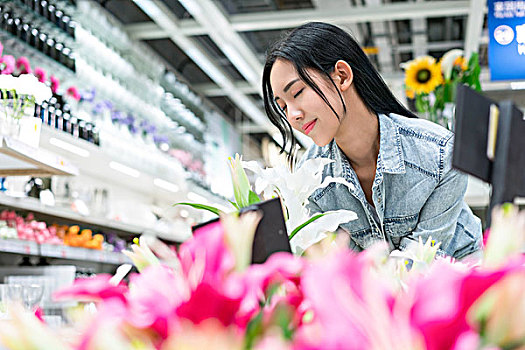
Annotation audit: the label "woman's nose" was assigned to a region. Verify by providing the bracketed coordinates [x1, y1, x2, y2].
[288, 107, 303, 123]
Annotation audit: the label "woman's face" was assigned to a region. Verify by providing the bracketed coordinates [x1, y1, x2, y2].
[270, 59, 343, 147]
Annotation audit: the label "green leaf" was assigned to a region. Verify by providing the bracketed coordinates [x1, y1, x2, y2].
[415, 93, 426, 113]
[173, 202, 222, 216]
[228, 200, 240, 210]
[248, 190, 261, 205]
[243, 310, 264, 350]
[289, 213, 325, 239]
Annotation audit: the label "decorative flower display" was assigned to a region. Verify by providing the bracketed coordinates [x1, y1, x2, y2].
[176, 154, 357, 253]
[0, 203, 523, 350]
[403, 49, 481, 129]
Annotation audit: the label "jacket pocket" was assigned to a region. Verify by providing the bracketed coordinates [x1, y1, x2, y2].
[384, 213, 419, 248]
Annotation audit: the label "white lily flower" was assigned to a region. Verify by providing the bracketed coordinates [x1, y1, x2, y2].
[242, 158, 358, 254]
[221, 211, 262, 271]
[290, 209, 357, 255]
[440, 49, 464, 81]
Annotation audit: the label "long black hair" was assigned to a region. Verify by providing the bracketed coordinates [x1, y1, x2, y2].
[262, 22, 417, 163]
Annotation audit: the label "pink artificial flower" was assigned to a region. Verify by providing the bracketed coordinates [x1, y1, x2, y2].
[50, 75, 60, 94]
[15, 56, 31, 74]
[34, 307, 44, 323]
[295, 249, 422, 350]
[0, 55, 15, 75]
[483, 228, 490, 248]
[34, 67, 47, 83]
[126, 265, 187, 339]
[176, 282, 243, 327]
[53, 274, 128, 303]
[409, 259, 515, 350]
[178, 219, 235, 286]
[66, 86, 81, 101]
[0, 41, 3, 56]
[76, 298, 129, 350]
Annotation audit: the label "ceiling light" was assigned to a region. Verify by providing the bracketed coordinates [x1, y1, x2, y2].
[49, 138, 90, 157]
[153, 178, 179, 193]
[109, 161, 140, 178]
[187, 191, 208, 203]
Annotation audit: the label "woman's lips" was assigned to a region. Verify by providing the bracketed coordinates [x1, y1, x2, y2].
[302, 119, 317, 135]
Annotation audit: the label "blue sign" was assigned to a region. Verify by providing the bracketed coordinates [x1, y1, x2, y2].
[488, 0, 525, 80]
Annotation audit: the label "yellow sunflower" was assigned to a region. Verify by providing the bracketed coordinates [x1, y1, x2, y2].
[405, 88, 415, 99]
[404, 56, 443, 94]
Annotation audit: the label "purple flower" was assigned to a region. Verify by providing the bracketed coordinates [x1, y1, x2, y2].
[92, 102, 105, 115]
[111, 110, 125, 123]
[153, 134, 169, 144]
[80, 88, 96, 103]
[122, 113, 135, 126]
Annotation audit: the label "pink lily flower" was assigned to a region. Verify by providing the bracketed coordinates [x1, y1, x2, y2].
[409, 259, 514, 350]
[176, 281, 243, 327]
[126, 265, 188, 340]
[178, 219, 235, 287]
[53, 274, 128, 303]
[296, 249, 423, 350]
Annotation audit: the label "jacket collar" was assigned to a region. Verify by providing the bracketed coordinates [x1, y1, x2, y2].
[377, 113, 405, 174]
[327, 113, 405, 178]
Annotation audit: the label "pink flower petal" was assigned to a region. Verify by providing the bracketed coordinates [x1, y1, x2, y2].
[53, 274, 128, 303]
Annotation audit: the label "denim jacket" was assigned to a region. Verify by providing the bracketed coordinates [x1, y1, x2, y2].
[300, 113, 482, 259]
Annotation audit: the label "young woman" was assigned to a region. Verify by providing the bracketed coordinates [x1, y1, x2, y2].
[262, 22, 482, 259]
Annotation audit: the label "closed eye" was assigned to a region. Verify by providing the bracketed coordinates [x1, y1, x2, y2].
[293, 88, 304, 98]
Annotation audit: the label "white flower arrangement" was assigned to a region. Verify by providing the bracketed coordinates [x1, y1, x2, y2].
[242, 157, 358, 254]
[0, 74, 52, 105]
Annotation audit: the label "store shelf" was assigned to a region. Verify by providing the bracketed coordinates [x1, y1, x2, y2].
[0, 238, 39, 255]
[0, 29, 75, 79]
[0, 238, 129, 265]
[0, 193, 159, 237]
[0, 136, 78, 177]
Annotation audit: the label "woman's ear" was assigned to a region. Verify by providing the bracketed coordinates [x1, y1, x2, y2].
[333, 60, 353, 92]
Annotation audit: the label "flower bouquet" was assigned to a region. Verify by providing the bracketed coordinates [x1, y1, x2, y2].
[403, 49, 482, 129]
[176, 154, 357, 254]
[0, 203, 523, 350]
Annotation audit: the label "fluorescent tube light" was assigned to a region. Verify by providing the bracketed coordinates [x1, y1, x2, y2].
[49, 138, 90, 157]
[153, 178, 180, 193]
[187, 191, 208, 203]
[109, 161, 140, 178]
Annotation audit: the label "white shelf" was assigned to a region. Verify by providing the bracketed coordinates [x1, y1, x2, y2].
[39, 125, 229, 207]
[0, 193, 160, 237]
[0, 238, 129, 265]
[0, 136, 78, 177]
